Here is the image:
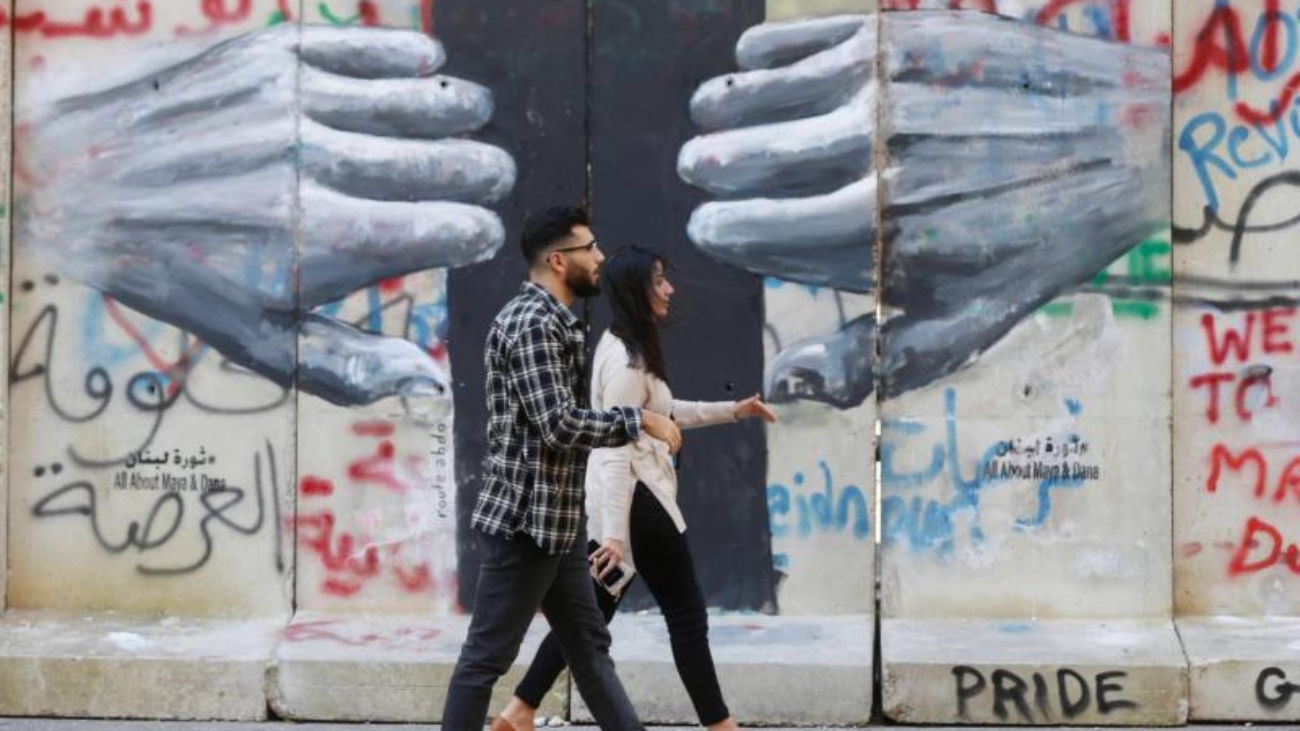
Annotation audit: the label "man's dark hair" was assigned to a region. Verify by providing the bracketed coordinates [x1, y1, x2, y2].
[520, 206, 590, 265]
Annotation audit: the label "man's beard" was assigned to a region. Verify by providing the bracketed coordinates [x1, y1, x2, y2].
[569, 271, 601, 298]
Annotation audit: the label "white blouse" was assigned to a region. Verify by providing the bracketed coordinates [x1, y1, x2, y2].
[584, 330, 737, 569]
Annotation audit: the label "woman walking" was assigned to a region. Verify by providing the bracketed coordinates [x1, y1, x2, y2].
[491, 246, 776, 731]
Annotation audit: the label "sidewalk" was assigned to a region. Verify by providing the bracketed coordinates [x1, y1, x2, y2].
[0, 721, 1279, 730]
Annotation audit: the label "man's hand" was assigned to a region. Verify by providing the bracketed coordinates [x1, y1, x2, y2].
[678, 12, 1169, 407]
[589, 538, 626, 580]
[640, 410, 682, 455]
[17, 24, 516, 407]
[734, 393, 778, 423]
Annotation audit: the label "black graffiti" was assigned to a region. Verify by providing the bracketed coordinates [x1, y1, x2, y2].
[953, 666, 1138, 722]
[1072, 279, 1300, 314]
[1173, 172, 1300, 265]
[1258, 667, 1300, 710]
[11, 303, 288, 468]
[31, 440, 282, 575]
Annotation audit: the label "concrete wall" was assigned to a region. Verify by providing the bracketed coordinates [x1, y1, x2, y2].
[878, 0, 1173, 622]
[1172, 0, 1300, 722]
[1173, 0, 1300, 620]
[0, 0, 1298, 725]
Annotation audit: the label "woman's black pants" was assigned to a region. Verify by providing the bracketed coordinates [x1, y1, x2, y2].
[513, 483, 730, 725]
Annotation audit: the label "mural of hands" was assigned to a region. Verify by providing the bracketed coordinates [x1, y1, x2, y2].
[16, 24, 516, 406]
[679, 11, 1169, 409]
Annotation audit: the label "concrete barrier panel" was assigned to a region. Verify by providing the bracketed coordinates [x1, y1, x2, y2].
[877, 4, 1179, 725]
[883, 618, 1187, 725]
[1172, 0, 1300, 721]
[8, 0, 295, 618]
[271, 611, 566, 723]
[572, 615, 873, 726]
[0, 610, 282, 719]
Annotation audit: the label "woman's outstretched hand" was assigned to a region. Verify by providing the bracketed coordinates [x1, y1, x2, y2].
[734, 394, 777, 423]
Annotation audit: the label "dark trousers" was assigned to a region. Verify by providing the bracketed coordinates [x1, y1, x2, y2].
[515, 484, 730, 726]
[442, 529, 643, 731]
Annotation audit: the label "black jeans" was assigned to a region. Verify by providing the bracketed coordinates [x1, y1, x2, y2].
[442, 529, 643, 731]
[515, 484, 730, 726]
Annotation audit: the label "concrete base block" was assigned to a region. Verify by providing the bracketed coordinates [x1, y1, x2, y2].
[269, 611, 567, 722]
[571, 614, 873, 726]
[882, 617, 1187, 725]
[0, 610, 283, 720]
[1178, 615, 1300, 722]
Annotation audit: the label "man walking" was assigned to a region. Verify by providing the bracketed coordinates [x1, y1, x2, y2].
[442, 206, 681, 731]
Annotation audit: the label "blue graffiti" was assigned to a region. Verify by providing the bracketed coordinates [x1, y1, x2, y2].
[879, 389, 1090, 556]
[1180, 106, 1300, 214]
[1177, 6, 1300, 213]
[768, 460, 871, 541]
[1014, 473, 1087, 529]
[763, 276, 825, 296]
[314, 281, 450, 352]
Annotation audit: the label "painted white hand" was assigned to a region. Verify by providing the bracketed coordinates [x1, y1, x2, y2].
[679, 12, 1169, 407]
[17, 24, 517, 406]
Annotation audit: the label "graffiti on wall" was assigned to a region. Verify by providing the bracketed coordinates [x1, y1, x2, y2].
[1183, 308, 1299, 577]
[1173, 0, 1300, 618]
[953, 665, 1139, 722]
[880, 388, 1102, 556]
[7, 1, 484, 613]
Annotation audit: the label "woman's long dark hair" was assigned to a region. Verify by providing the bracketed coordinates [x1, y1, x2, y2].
[602, 246, 668, 382]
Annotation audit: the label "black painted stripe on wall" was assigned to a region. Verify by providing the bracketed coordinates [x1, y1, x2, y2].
[441, 0, 590, 610]
[444, 0, 775, 612]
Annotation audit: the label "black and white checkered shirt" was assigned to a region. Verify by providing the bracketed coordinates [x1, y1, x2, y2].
[472, 282, 642, 554]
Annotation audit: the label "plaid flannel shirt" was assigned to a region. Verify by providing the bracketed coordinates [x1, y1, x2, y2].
[472, 282, 642, 554]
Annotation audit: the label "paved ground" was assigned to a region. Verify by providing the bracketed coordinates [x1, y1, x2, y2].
[0, 721, 1286, 730]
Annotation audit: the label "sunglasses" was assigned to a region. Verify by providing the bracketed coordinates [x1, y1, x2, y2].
[553, 239, 600, 254]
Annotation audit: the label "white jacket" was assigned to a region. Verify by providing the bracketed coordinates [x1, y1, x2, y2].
[584, 331, 737, 569]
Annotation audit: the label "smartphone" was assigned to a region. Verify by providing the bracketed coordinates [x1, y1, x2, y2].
[586, 540, 635, 597]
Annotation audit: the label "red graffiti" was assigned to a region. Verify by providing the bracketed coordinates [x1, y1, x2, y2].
[275, 0, 387, 26]
[1199, 309, 1294, 365]
[284, 619, 365, 645]
[295, 511, 382, 576]
[201, 0, 251, 22]
[1173, 0, 1300, 126]
[347, 440, 426, 493]
[1204, 445, 1300, 577]
[390, 543, 434, 592]
[103, 295, 206, 398]
[0, 2, 152, 38]
[1228, 516, 1300, 576]
[1207, 444, 1269, 498]
[291, 506, 439, 598]
[299, 476, 335, 496]
[1189, 310, 1292, 423]
[949, 0, 998, 12]
[296, 439, 438, 599]
[358, 0, 380, 26]
[1033, 0, 1131, 42]
[352, 420, 396, 437]
[284, 619, 441, 645]
[176, 0, 253, 34]
[1189, 370, 1279, 424]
